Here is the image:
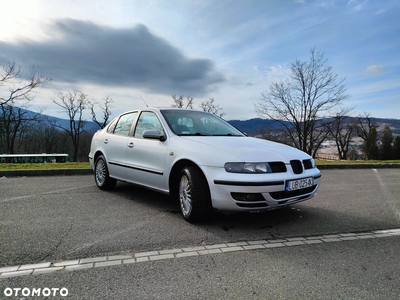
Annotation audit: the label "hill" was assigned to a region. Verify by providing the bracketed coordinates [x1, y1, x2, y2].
[228, 117, 400, 137]
[39, 114, 100, 132]
[1, 106, 100, 132]
[4, 107, 400, 136]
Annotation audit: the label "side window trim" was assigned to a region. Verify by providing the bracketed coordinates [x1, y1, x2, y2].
[106, 118, 118, 134]
[112, 111, 138, 137]
[133, 111, 165, 139]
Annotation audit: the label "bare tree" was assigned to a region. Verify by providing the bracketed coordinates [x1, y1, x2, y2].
[0, 61, 49, 154]
[0, 104, 42, 154]
[51, 91, 88, 162]
[89, 96, 114, 129]
[200, 98, 226, 118]
[1, 61, 49, 106]
[172, 94, 194, 109]
[356, 113, 378, 160]
[326, 108, 355, 160]
[0, 105, 26, 154]
[31, 118, 62, 154]
[255, 48, 349, 157]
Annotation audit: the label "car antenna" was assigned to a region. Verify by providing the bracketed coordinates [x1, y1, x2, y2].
[140, 95, 149, 107]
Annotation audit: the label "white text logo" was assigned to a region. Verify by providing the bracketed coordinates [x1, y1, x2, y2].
[4, 287, 68, 297]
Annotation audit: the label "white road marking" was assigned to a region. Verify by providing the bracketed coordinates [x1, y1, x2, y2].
[0, 184, 94, 203]
[1, 228, 399, 278]
[41, 185, 94, 195]
[0, 195, 33, 203]
[373, 169, 400, 221]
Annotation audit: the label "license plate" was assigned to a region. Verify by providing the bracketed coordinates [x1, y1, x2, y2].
[286, 177, 314, 191]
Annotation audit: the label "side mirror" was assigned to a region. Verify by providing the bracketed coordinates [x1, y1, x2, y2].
[142, 130, 166, 141]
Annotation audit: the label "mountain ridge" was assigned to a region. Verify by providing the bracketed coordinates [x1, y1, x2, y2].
[4, 107, 400, 136]
[228, 116, 400, 136]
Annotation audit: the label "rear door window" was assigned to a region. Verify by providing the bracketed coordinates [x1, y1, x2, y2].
[113, 112, 137, 136]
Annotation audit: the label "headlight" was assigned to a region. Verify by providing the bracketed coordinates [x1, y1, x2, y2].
[310, 158, 316, 168]
[225, 162, 272, 173]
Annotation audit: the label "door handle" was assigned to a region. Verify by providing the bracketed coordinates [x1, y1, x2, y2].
[104, 139, 108, 144]
[128, 142, 134, 148]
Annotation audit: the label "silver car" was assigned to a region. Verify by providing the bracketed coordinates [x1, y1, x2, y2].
[89, 108, 321, 222]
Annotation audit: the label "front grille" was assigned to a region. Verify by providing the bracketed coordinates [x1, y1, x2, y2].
[302, 159, 313, 170]
[290, 160, 303, 174]
[269, 162, 287, 173]
[277, 195, 310, 205]
[236, 202, 269, 208]
[269, 185, 317, 200]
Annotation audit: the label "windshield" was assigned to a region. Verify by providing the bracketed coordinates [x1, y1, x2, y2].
[161, 109, 244, 137]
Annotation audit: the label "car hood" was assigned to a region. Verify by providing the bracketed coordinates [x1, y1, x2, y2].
[179, 136, 310, 162]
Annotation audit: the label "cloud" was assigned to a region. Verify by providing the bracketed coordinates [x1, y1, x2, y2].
[346, 0, 367, 13]
[365, 64, 384, 73]
[0, 19, 224, 95]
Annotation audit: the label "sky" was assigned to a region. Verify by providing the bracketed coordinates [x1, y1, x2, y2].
[0, 0, 399, 121]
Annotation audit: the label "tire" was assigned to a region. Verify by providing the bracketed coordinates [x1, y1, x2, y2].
[178, 166, 212, 222]
[94, 155, 117, 190]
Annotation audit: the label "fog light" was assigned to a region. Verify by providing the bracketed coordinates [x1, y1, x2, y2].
[231, 193, 265, 202]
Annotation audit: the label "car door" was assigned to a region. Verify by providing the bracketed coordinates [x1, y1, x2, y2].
[125, 111, 169, 191]
[104, 112, 137, 180]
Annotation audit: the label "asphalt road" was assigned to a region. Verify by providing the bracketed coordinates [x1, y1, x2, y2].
[1, 169, 399, 299]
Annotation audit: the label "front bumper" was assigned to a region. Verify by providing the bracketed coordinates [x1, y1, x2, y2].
[88, 154, 94, 170]
[202, 166, 321, 212]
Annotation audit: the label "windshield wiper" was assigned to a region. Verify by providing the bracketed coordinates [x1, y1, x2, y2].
[180, 133, 242, 137]
[211, 133, 243, 136]
[179, 132, 210, 136]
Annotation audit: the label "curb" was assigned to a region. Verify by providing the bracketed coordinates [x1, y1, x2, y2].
[1, 228, 400, 278]
[0, 169, 93, 177]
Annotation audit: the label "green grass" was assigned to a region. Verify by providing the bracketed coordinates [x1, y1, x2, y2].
[0, 162, 91, 170]
[316, 159, 400, 165]
[1, 160, 399, 171]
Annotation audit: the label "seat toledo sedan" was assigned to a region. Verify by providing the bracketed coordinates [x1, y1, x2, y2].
[89, 108, 321, 222]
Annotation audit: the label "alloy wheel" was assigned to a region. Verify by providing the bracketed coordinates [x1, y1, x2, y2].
[179, 174, 192, 218]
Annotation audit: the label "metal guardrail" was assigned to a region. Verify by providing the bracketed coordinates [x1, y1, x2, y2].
[315, 153, 340, 161]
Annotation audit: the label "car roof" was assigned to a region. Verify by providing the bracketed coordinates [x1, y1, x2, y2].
[117, 107, 206, 115]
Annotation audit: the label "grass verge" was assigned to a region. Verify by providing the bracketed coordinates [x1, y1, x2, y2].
[315, 159, 400, 167]
[315, 159, 400, 165]
[0, 162, 91, 170]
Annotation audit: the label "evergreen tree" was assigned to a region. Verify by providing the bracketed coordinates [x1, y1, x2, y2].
[393, 135, 400, 159]
[362, 127, 379, 160]
[379, 126, 393, 160]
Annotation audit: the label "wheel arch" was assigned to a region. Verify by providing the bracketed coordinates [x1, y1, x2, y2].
[169, 159, 209, 196]
[93, 150, 111, 173]
[94, 150, 105, 164]
[93, 151, 117, 190]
